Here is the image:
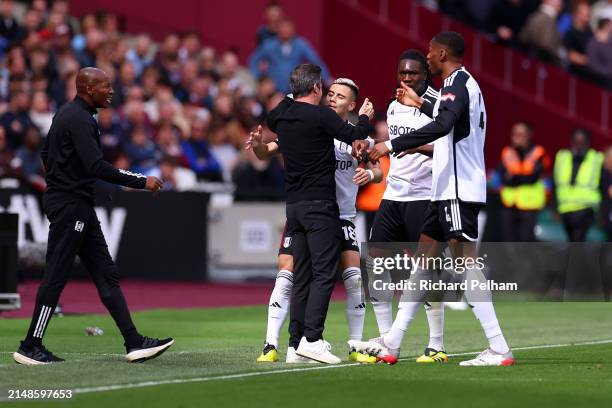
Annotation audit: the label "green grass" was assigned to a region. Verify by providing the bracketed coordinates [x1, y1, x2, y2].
[1, 302, 611, 407]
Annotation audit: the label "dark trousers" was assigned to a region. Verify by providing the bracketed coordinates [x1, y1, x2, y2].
[286, 200, 342, 348]
[25, 199, 138, 346]
[561, 208, 595, 242]
[370, 199, 430, 242]
[502, 207, 539, 242]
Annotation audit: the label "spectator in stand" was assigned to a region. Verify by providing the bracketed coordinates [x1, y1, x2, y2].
[0, 90, 34, 150]
[178, 31, 201, 62]
[600, 146, 612, 241]
[256, 1, 284, 46]
[75, 28, 104, 67]
[181, 117, 223, 181]
[124, 125, 159, 174]
[232, 148, 285, 202]
[174, 58, 199, 103]
[112, 61, 138, 107]
[126, 34, 155, 77]
[564, 1, 594, 79]
[153, 155, 197, 192]
[22, 7, 44, 38]
[98, 107, 124, 162]
[519, 0, 564, 65]
[15, 125, 43, 178]
[489, 0, 537, 47]
[249, 17, 331, 93]
[586, 18, 612, 89]
[0, 0, 23, 47]
[156, 123, 183, 159]
[0, 125, 21, 179]
[220, 49, 257, 96]
[29, 91, 53, 136]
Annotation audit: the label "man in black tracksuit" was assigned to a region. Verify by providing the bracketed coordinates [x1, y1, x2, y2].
[267, 63, 373, 363]
[13, 67, 174, 365]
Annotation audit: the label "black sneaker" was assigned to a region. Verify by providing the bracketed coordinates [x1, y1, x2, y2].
[13, 341, 65, 365]
[125, 336, 174, 363]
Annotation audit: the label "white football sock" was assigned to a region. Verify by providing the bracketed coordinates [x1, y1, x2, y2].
[424, 302, 445, 351]
[372, 302, 393, 336]
[343, 267, 366, 341]
[265, 270, 293, 347]
[471, 303, 510, 354]
[384, 301, 421, 350]
[367, 256, 394, 335]
[464, 266, 510, 354]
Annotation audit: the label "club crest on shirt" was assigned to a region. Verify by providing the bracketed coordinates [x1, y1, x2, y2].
[283, 237, 292, 248]
[441, 93, 456, 102]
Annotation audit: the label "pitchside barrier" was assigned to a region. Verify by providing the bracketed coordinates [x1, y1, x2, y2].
[0, 186, 209, 281]
[0, 213, 19, 310]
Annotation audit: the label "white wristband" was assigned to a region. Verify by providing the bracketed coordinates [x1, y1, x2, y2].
[365, 169, 374, 181]
[384, 140, 393, 152]
[366, 136, 375, 148]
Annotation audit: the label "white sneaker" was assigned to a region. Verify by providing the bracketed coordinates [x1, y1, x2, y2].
[295, 337, 341, 364]
[286, 346, 319, 364]
[348, 337, 400, 365]
[459, 348, 515, 366]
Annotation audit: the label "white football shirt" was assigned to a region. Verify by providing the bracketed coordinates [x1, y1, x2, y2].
[430, 67, 487, 203]
[383, 86, 438, 201]
[334, 139, 358, 220]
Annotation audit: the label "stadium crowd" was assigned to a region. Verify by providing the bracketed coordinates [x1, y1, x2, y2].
[0, 0, 611, 241]
[425, 0, 612, 89]
[0, 0, 325, 198]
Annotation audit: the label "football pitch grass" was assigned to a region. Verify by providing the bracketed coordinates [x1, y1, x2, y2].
[1, 302, 611, 407]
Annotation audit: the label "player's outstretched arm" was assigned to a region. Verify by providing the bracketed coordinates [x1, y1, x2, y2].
[394, 144, 434, 159]
[245, 125, 280, 160]
[322, 98, 373, 144]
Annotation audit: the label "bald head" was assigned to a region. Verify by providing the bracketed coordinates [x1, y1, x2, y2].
[76, 67, 114, 109]
[76, 67, 107, 93]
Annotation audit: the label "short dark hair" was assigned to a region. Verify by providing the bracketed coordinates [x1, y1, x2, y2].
[398, 49, 432, 87]
[597, 18, 611, 30]
[432, 31, 465, 59]
[290, 64, 322, 98]
[572, 127, 591, 141]
[515, 120, 533, 134]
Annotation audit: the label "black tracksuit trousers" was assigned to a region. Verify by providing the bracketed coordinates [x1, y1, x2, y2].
[24, 199, 139, 347]
[286, 200, 342, 348]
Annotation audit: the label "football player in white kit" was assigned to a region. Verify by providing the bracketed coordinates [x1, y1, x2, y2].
[247, 78, 383, 363]
[364, 32, 514, 366]
[364, 49, 448, 364]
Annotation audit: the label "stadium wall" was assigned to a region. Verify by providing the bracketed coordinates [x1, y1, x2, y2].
[0, 188, 209, 280]
[320, 0, 611, 163]
[68, 0, 324, 63]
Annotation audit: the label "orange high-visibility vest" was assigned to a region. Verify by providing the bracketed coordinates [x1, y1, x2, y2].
[356, 156, 390, 212]
[500, 145, 549, 210]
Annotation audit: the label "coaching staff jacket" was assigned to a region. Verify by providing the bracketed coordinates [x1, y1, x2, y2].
[42, 96, 146, 206]
[267, 96, 370, 203]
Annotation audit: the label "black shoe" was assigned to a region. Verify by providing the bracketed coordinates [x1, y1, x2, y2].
[13, 341, 65, 365]
[125, 336, 174, 363]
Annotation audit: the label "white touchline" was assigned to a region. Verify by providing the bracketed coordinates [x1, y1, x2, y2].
[73, 338, 612, 395]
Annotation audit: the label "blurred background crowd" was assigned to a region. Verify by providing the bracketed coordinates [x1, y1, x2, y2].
[0, 0, 610, 242]
[426, 0, 612, 88]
